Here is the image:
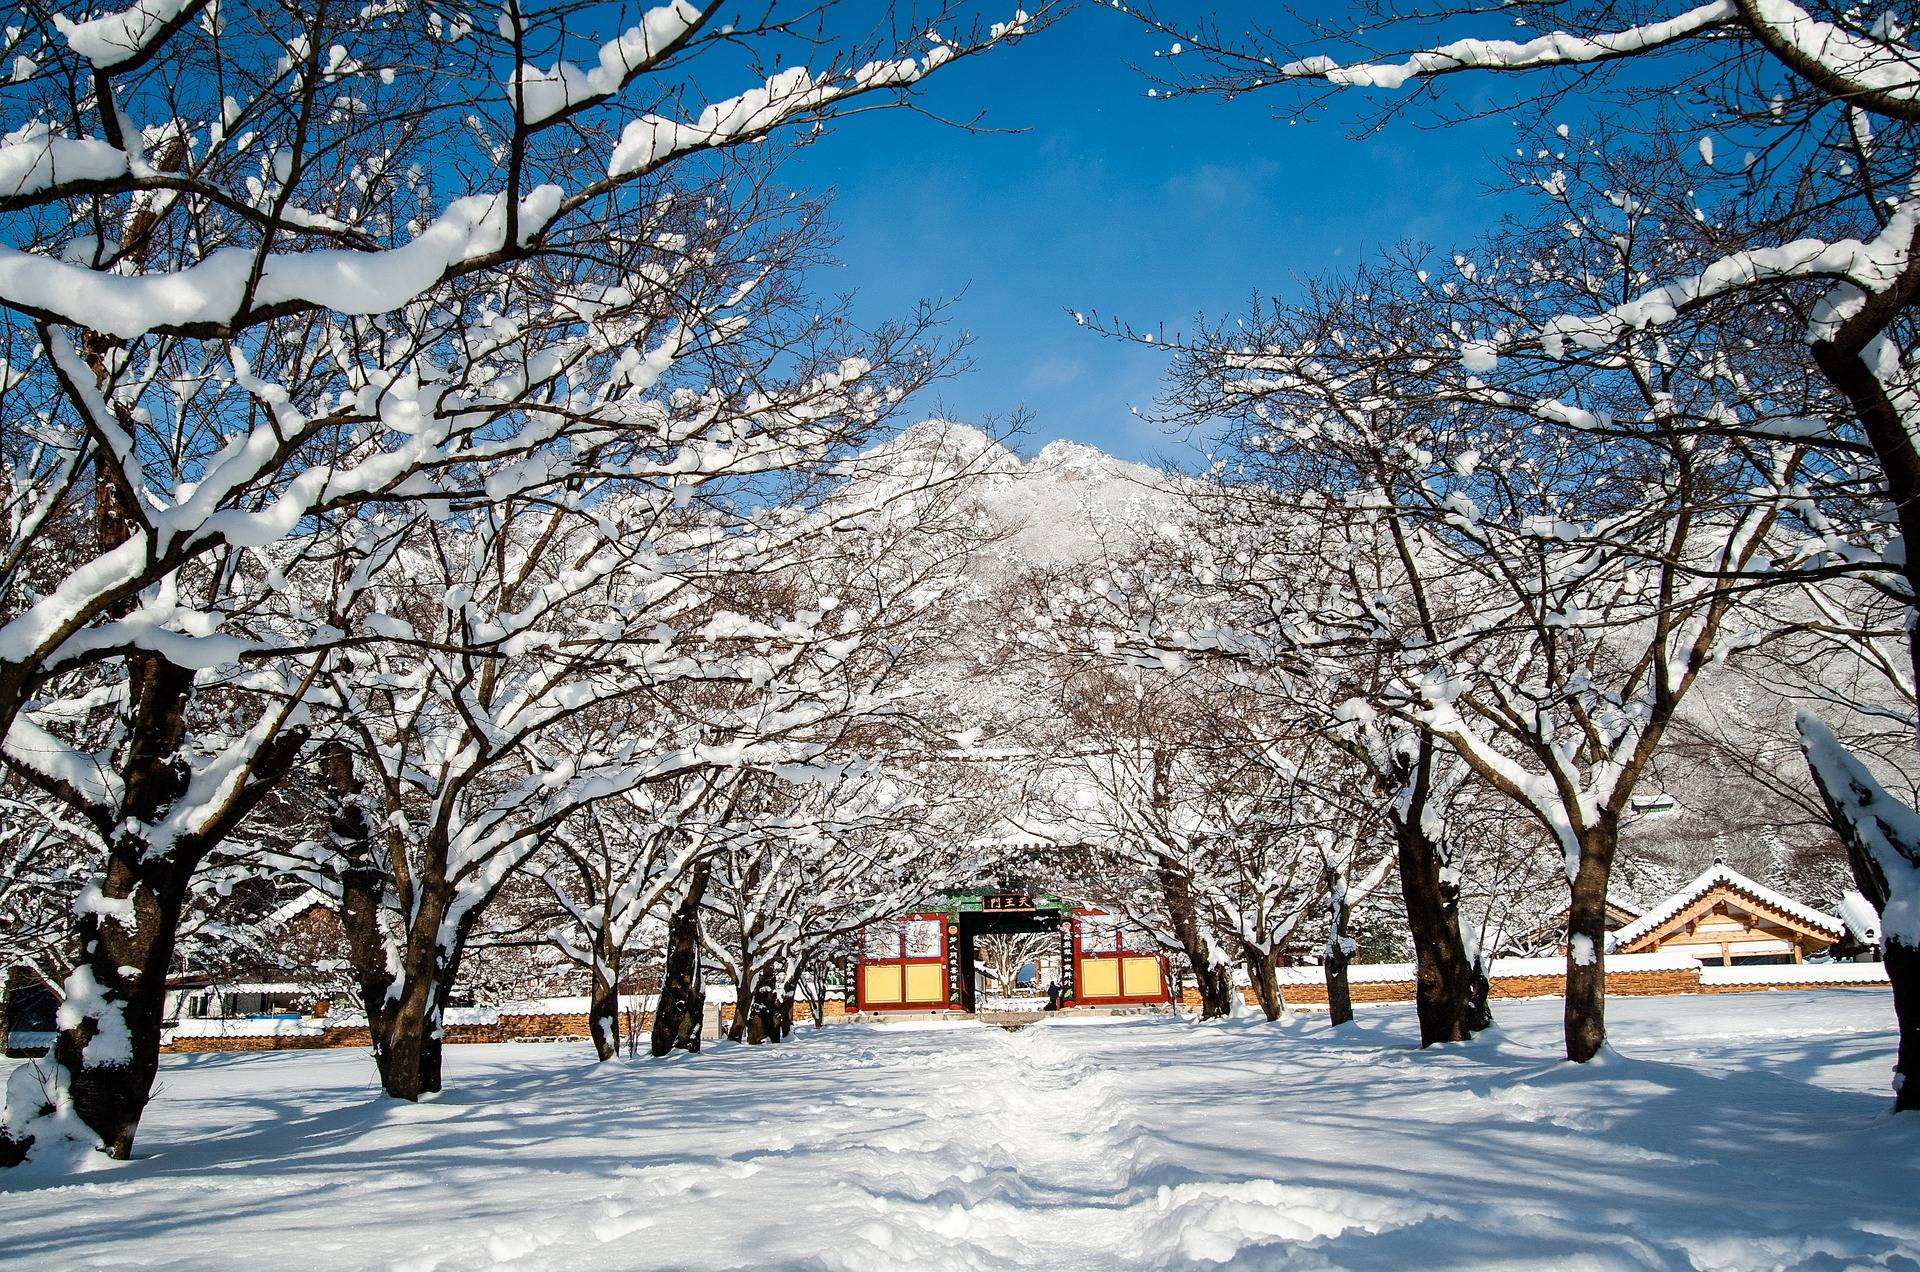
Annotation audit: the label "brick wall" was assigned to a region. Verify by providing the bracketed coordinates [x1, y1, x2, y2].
[1179, 962, 1705, 1009]
[1701, 980, 1889, 994]
[158, 996, 854, 1054]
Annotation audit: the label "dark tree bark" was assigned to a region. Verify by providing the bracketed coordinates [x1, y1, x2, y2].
[366, 884, 462, 1100]
[1391, 748, 1492, 1047]
[58, 831, 193, 1162]
[2, 654, 304, 1165]
[374, 948, 453, 1099]
[1323, 871, 1355, 1028]
[1324, 952, 1353, 1027]
[1563, 818, 1621, 1065]
[778, 987, 798, 1038]
[1161, 862, 1235, 1018]
[1802, 745, 1920, 1112]
[1241, 941, 1284, 1021]
[326, 743, 469, 1100]
[650, 860, 711, 1057]
[1887, 940, 1920, 1114]
[740, 972, 782, 1045]
[588, 964, 620, 1063]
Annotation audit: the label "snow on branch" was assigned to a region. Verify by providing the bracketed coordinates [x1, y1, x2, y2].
[1798, 711, 1920, 946]
[607, 50, 961, 180]
[1276, 0, 1920, 123]
[513, 0, 710, 124]
[0, 185, 565, 338]
[1282, 3, 1736, 89]
[1738, 0, 1920, 122]
[52, 0, 203, 71]
[0, 126, 128, 199]
[1539, 199, 1920, 354]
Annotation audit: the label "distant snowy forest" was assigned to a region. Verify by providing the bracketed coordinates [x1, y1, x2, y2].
[2, 0, 1919, 1174]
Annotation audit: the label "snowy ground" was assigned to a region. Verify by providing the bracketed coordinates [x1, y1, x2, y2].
[2, 992, 1915, 1270]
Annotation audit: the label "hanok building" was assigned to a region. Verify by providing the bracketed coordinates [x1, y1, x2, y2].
[1507, 896, 1644, 957]
[851, 890, 1171, 1016]
[1606, 861, 1845, 967]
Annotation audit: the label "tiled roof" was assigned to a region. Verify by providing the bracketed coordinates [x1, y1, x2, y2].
[1609, 862, 1842, 951]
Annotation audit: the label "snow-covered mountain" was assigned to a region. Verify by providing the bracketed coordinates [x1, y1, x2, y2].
[868, 420, 1185, 572]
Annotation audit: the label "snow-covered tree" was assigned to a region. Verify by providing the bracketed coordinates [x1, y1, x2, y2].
[1090, 492, 1506, 1044]
[704, 761, 971, 1043]
[0, 0, 1045, 1163]
[1131, 207, 1828, 1059]
[1131, 0, 1920, 1098]
[535, 775, 732, 1061]
[1021, 648, 1353, 1021]
[0, 792, 87, 1000]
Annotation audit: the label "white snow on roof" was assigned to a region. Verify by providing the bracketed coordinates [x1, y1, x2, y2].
[1609, 862, 1843, 951]
[264, 888, 334, 929]
[1837, 890, 1882, 945]
[174, 981, 314, 995]
[166, 1016, 326, 1040]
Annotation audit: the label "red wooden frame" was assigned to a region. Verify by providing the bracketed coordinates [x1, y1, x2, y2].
[854, 913, 950, 1012]
[1070, 908, 1172, 1006]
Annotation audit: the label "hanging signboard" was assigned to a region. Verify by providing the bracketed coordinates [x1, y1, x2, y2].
[941, 890, 1064, 913]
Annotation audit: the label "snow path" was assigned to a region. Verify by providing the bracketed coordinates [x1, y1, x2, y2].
[2, 994, 1917, 1269]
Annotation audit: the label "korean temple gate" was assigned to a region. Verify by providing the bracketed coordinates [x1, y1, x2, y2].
[850, 890, 1171, 1015]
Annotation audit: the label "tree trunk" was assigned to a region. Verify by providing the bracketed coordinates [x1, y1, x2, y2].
[57, 653, 198, 1161]
[5, 654, 300, 1165]
[0, 158, 283, 1164]
[1887, 939, 1920, 1114]
[1161, 863, 1235, 1018]
[329, 745, 455, 1100]
[1803, 193, 1920, 1110]
[1324, 859, 1355, 1027]
[726, 949, 757, 1044]
[1392, 753, 1492, 1046]
[588, 964, 620, 1063]
[1241, 942, 1284, 1021]
[51, 838, 194, 1162]
[1802, 742, 1920, 1111]
[1324, 945, 1353, 1027]
[375, 968, 450, 1101]
[778, 987, 798, 1038]
[1563, 820, 1620, 1064]
[742, 972, 781, 1045]
[370, 889, 460, 1100]
[650, 861, 711, 1057]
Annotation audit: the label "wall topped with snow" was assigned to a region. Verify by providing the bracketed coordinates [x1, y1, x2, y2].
[1272, 951, 1701, 987]
[1700, 962, 1889, 988]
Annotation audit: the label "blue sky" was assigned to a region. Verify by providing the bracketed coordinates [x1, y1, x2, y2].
[782, 4, 1520, 463]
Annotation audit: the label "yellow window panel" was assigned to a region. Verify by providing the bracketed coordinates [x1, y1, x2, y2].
[1122, 956, 1163, 999]
[1080, 957, 1121, 998]
[903, 963, 946, 1003]
[863, 964, 903, 1005]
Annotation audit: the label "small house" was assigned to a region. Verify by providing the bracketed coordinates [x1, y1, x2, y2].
[1607, 861, 1844, 967]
